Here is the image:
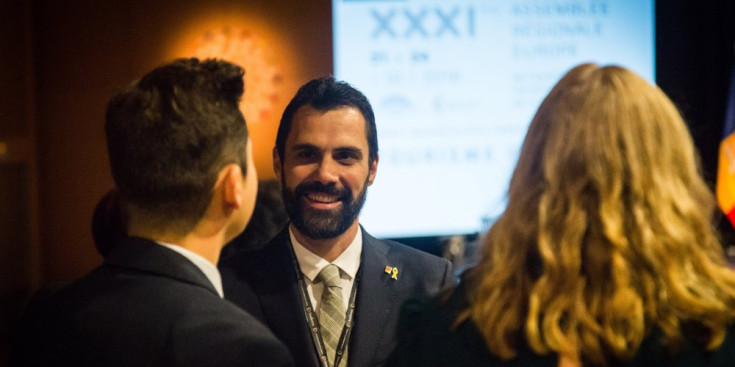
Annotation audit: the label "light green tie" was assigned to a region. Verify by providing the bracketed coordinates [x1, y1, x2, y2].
[316, 264, 347, 366]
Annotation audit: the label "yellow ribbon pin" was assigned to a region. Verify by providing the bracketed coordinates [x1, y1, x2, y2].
[384, 266, 398, 280]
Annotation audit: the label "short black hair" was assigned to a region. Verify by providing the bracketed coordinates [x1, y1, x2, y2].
[275, 77, 378, 164]
[105, 58, 248, 233]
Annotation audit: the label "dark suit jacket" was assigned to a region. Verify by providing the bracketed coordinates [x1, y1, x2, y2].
[11, 237, 293, 367]
[387, 281, 735, 367]
[219, 226, 455, 367]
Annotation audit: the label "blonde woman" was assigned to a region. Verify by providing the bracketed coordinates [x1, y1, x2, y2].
[387, 63, 735, 366]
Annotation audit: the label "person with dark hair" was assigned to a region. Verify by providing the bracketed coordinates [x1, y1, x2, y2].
[90, 188, 126, 257]
[221, 179, 290, 258]
[12, 58, 293, 367]
[219, 77, 454, 367]
[386, 63, 735, 366]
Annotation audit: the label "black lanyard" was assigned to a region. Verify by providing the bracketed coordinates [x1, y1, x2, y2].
[288, 243, 358, 367]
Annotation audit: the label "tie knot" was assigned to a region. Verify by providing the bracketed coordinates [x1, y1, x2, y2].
[317, 264, 341, 287]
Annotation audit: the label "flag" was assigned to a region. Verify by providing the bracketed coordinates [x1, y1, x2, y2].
[716, 50, 735, 226]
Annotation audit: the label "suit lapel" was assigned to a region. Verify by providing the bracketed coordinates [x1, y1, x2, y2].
[350, 229, 398, 367]
[254, 229, 321, 367]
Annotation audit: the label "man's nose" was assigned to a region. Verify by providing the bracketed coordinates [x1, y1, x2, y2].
[314, 157, 339, 183]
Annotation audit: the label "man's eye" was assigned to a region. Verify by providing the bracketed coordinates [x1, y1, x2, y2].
[296, 151, 315, 159]
[335, 152, 359, 163]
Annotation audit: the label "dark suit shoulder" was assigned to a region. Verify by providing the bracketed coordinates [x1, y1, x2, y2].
[363, 231, 456, 289]
[182, 298, 294, 367]
[13, 244, 293, 367]
[381, 238, 450, 266]
[215, 331, 294, 367]
[219, 228, 291, 274]
[219, 229, 295, 323]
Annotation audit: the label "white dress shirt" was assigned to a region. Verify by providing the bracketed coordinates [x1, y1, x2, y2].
[290, 227, 362, 311]
[157, 241, 224, 298]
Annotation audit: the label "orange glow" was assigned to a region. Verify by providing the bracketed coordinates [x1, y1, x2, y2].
[188, 28, 282, 127]
[167, 12, 301, 180]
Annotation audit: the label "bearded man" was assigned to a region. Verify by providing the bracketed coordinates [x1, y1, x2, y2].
[219, 77, 454, 367]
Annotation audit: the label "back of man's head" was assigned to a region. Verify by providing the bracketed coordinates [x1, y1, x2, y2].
[105, 58, 249, 235]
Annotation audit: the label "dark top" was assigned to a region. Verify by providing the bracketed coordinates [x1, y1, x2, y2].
[11, 236, 294, 367]
[387, 281, 735, 367]
[219, 226, 455, 367]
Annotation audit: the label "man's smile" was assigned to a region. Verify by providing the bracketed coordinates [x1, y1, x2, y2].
[304, 192, 342, 210]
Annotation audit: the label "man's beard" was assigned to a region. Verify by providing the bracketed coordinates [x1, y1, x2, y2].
[281, 178, 368, 240]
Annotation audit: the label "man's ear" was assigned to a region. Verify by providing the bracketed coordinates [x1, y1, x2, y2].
[272, 147, 282, 181]
[367, 154, 378, 186]
[222, 164, 244, 209]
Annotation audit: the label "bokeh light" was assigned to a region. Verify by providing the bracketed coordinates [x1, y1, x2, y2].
[167, 12, 301, 179]
[188, 27, 283, 127]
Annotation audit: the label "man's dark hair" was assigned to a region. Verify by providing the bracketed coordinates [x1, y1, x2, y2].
[105, 58, 248, 233]
[275, 77, 378, 164]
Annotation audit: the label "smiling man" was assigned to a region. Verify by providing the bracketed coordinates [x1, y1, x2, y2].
[220, 77, 454, 367]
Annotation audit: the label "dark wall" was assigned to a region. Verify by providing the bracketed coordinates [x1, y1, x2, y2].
[0, 0, 37, 363]
[657, 0, 735, 182]
[656, 0, 735, 243]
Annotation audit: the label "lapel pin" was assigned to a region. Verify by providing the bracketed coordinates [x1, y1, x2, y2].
[384, 266, 399, 280]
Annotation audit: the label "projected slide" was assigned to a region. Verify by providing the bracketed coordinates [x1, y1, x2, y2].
[333, 0, 654, 238]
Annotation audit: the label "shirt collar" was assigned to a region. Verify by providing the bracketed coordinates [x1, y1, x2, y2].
[156, 241, 224, 298]
[290, 226, 362, 282]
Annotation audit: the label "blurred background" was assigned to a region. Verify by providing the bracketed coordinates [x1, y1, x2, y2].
[0, 0, 734, 364]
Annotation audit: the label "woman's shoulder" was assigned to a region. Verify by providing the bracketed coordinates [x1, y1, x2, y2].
[391, 280, 558, 367]
[625, 323, 735, 367]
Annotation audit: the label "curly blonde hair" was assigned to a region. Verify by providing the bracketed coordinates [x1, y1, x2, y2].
[466, 63, 735, 365]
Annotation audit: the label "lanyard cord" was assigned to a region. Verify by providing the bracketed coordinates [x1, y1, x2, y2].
[287, 243, 358, 367]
